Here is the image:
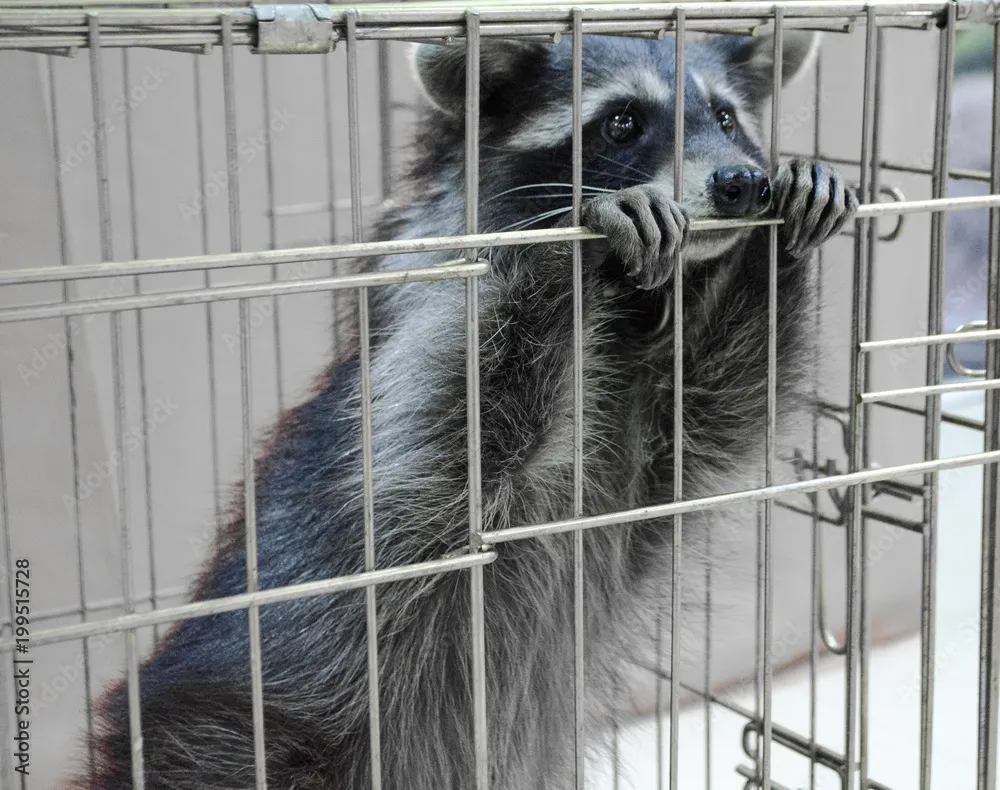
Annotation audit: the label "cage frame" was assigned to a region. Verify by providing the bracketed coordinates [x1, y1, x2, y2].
[0, 1, 997, 789]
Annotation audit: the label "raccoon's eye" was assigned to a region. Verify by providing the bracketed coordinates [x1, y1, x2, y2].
[716, 108, 735, 135]
[603, 109, 643, 146]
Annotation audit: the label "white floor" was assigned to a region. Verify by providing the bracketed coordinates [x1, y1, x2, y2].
[593, 391, 989, 790]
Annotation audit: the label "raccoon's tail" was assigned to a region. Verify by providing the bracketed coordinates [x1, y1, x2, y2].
[73, 679, 346, 790]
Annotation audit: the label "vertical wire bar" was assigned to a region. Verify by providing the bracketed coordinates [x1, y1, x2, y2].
[845, 9, 879, 790]
[656, 584, 665, 789]
[90, 16, 145, 788]
[921, 6, 956, 788]
[0, 390, 19, 789]
[861, 34, 885, 475]
[977, 21, 1000, 790]
[860, 25, 885, 790]
[704, 523, 711, 790]
[239, 288, 267, 790]
[237, 298, 265, 790]
[44, 52, 96, 777]
[346, 13, 383, 788]
[222, 18, 241, 255]
[859, 20, 888, 788]
[260, 54, 284, 412]
[755, 504, 763, 786]
[193, 55, 223, 530]
[464, 12, 488, 790]
[571, 10, 586, 790]
[321, 53, 340, 350]
[90, 16, 112, 263]
[760, 13, 784, 790]
[122, 50, 160, 645]
[222, 17, 267, 789]
[808, 51, 824, 790]
[378, 41, 392, 201]
[669, 10, 686, 790]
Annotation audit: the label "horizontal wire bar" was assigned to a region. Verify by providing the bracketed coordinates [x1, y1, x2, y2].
[0, 550, 496, 652]
[342, 0, 989, 24]
[857, 193, 1000, 217]
[783, 149, 993, 184]
[0, 0, 248, 7]
[479, 449, 1000, 545]
[0, 229, 596, 286]
[0, 17, 952, 50]
[0, 0, 993, 52]
[635, 659, 899, 790]
[353, 16, 871, 40]
[0, 15, 884, 34]
[2, 193, 995, 289]
[0, 0, 975, 25]
[0, 8, 253, 22]
[0, 260, 489, 322]
[862, 327, 1000, 351]
[0, 31, 254, 48]
[817, 397, 989, 432]
[871, 399, 987, 432]
[0, 0, 959, 8]
[0, 587, 187, 632]
[0, 0, 959, 9]
[861, 377, 1000, 403]
[271, 195, 384, 218]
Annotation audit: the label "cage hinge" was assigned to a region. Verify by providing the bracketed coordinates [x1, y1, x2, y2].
[252, 4, 335, 55]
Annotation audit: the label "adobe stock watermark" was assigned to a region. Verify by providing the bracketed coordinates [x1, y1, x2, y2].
[679, 615, 815, 733]
[16, 275, 132, 387]
[220, 256, 327, 354]
[898, 614, 978, 705]
[178, 107, 297, 222]
[779, 84, 836, 143]
[61, 394, 180, 514]
[885, 257, 990, 373]
[189, 515, 220, 561]
[60, 64, 171, 176]
[32, 631, 117, 716]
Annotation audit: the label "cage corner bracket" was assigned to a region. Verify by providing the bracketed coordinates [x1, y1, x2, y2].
[252, 4, 335, 55]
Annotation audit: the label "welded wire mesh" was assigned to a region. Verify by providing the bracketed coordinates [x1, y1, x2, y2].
[0, 2, 997, 789]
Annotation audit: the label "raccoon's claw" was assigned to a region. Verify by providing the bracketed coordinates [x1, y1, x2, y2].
[582, 185, 689, 290]
[772, 159, 859, 259]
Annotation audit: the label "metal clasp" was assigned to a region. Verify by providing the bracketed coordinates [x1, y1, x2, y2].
[253, 4, 334, 55]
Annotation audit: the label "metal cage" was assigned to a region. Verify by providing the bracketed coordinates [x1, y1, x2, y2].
[0, 1, 998, 788]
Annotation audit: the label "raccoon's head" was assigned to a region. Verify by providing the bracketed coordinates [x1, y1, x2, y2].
[412, 32, 818, 261]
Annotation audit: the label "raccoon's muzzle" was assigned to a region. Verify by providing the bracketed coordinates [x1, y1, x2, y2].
[709, 165, 771, 216]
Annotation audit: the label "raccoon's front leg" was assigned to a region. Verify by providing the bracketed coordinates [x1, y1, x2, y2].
[581, 184, 690, 290]
[771, 159, 859, 259]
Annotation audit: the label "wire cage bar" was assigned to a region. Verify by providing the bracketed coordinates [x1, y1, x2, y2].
[0, 1, 997, 789]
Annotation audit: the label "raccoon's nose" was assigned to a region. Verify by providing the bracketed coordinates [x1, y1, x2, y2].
[709, 166, 771, 216]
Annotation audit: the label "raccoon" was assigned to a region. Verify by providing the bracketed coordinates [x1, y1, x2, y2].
[75, 31, 857, 790]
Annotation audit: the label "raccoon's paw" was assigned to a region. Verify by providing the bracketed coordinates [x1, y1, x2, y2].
[582, 185, 689, 290]
[772, 159, 859, 259]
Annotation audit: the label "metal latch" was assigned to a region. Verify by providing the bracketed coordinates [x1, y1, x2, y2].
[253, 4, 334, 55]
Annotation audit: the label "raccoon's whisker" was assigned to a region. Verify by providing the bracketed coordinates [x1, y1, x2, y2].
[578, 166, 645, 187]
[501, 208, 571, 232]
[479, 144, 647, 187]
[509, 193, 591, 201]
[483, 182, 613, 205]
[594, 154, 654, 182]
[499, 205, 574, 232]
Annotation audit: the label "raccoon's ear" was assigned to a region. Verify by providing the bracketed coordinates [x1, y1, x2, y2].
[720, 31, 819, 100]
[410, 40, 548, 116]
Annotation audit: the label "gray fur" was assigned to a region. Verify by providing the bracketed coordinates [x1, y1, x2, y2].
[75, 32, 856, 790]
